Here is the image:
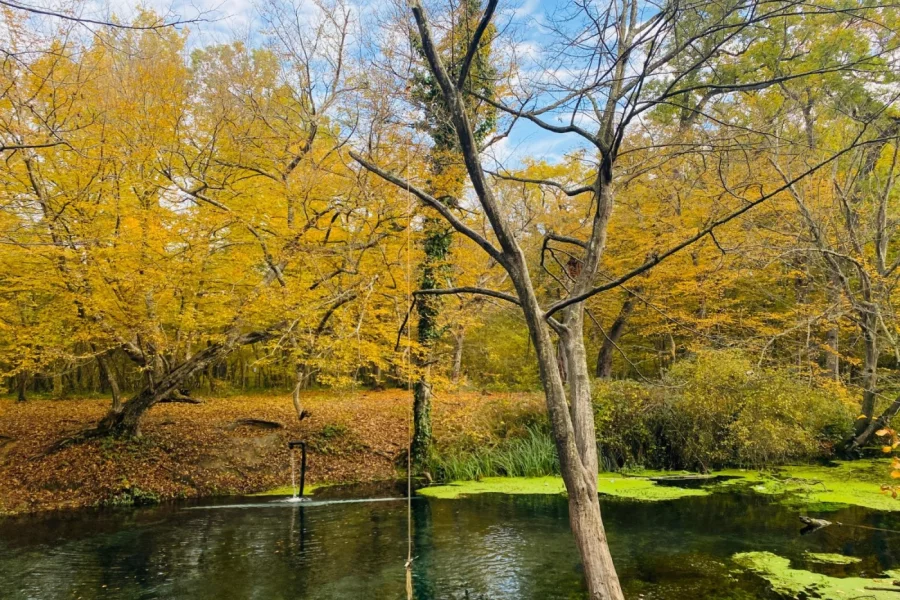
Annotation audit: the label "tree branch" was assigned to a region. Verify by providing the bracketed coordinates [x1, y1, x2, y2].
[488, 169, 593, 197]
[413, 286, 519, 305]
[544, 128, 882, 319]
[456, 0, 499, 89]
[349, 150, 506, 265]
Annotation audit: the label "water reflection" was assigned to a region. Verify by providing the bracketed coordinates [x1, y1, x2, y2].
[2, 487, 900, 599]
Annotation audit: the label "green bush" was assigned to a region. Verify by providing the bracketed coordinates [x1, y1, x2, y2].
[594, 350, 855, 471]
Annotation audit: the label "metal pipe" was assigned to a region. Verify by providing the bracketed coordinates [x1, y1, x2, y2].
[288, 440, 307, 497]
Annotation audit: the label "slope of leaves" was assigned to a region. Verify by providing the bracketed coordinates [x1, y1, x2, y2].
[0, 390, 535, 514]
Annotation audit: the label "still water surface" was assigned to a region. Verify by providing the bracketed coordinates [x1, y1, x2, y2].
[2, 482, 900, 599]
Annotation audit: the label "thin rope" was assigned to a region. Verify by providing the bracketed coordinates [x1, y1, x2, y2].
[835, 521, 900, 535]
[405, 122, 414, 600]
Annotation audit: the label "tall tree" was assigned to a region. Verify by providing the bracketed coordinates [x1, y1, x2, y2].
[353, 0, 892, 597]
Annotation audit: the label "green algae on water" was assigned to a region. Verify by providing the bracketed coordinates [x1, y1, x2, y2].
[734, 551, 899, 599]
[802, 552, 862, 565]
[417, 475, 708, 501]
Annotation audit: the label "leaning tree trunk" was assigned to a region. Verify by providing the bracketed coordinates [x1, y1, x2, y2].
[517, 273, 623, 600]
[96, 353, 122, 413]
[95, 331, 270, 438]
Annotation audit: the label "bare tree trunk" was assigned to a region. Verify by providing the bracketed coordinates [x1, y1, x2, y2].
[411, 373, 433, 468]
[519, 281, 622, 600]
[291, 363, 306, 421]
[451, 329, 464, 384]
[856, 319, 879, 438]
[16, 372, 27, 403]
[96, 353, 122, 413]
[825, 276, 840, 380]
[596, 292, 636, 378]
[825, 323, 840, 380]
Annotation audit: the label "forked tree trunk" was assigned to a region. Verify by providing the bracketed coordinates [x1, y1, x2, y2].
[516, 271, 623, 600]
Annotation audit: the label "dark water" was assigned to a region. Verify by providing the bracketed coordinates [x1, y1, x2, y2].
[2, 483, 900, 600]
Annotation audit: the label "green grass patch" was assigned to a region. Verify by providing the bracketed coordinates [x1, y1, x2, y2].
[426, 426, 560, 482]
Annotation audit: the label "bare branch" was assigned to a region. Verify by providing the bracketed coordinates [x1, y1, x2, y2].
[456, 0, 499, 89]
[349, 150, 506, 265]
[488, 169, 593, 197]
[0, 0, 209, 29]
[413, 286, 519, 305]
[545, 128, 883, 319]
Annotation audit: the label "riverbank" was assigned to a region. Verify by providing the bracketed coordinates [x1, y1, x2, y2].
[0, 390, 541, 514]
[2, 391, 898, 515]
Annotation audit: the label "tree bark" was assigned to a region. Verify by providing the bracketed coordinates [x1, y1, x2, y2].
[291, 363, 306, 421]
[411, 375, 433, 469]
[855, 318, 879, 438]
[596, 292, 636, 378]
[451, 329, 464, 384]
[94, 330, 273, 437]
[96, 352, 122, 413]
[517, 269, 622, 600]
[825, 324, 840, 380]
[16, 372, 27, 403]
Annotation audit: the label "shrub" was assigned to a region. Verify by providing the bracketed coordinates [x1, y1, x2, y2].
[594, 350, 855, 471]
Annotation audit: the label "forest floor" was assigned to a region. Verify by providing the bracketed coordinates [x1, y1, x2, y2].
[0, 390, 540, 515]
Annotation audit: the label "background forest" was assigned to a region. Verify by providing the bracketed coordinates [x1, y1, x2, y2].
[1, 0, 898, 477]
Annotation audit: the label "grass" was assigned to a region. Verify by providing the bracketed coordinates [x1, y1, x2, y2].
[426, 426, 560, 482]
